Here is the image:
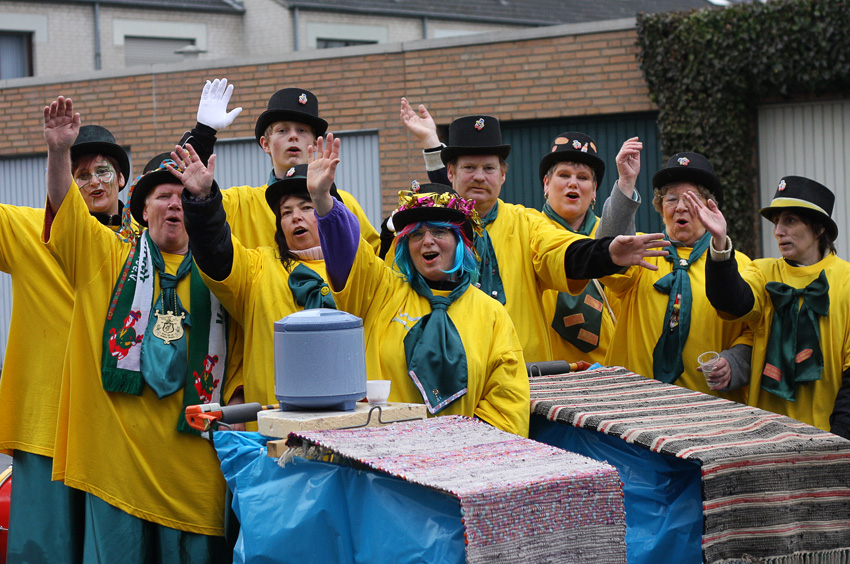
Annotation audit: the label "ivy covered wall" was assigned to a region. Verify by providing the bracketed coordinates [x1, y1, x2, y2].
[636, 0, 850, 256]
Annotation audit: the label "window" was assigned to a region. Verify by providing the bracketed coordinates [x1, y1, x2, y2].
[124, 37, 196, 66]
[316, 38, 377, 49]
[0, 32, 33, 79]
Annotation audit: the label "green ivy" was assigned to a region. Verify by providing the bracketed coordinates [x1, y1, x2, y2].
[637, 0, 850, 256]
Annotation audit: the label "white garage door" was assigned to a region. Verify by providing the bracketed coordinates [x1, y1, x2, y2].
[757, 100, 850, 258]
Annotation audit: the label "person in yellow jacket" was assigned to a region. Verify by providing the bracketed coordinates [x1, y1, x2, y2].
[308, 134, 530, 436]
[693, 175, 850, 436]
[0, 121, 139, 562]
[43, 96, 241, 563]
[599, 152, 752, 401]
[176, 142, 333, 409]
[527, 133, 642, 365]
[191, 79, 379, 251]
[399, 101, 670, 363]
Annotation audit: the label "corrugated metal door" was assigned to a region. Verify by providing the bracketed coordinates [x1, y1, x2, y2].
[214, 129, 381, 228]
[501, 112, 664, 234]
[757, 100, 850, 258]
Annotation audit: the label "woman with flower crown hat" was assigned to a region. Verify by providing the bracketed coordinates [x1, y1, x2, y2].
[691, 175, 850, 436]
[307, 135, 530, 436]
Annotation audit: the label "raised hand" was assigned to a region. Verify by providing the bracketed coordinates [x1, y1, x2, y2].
[168, 143, 215, 198]
[608, 232, 670, 270]
[196, 78, 242, 131]
[400, 97, 440, 148]
[43, 96, 81, 152]
[307, 133, 340, 216]
[615, 137, 642, 194]
[683, 191, 727, 250]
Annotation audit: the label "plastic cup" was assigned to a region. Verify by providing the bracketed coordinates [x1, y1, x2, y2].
[698, 351, 721, 388]
[366, 380, 391, 405]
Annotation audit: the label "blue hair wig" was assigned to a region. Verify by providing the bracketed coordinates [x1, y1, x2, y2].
[394, 221, 479, 284]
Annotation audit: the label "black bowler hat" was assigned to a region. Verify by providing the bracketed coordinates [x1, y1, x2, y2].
[263, 164, 341, 213]
[129, 153, 181, 227]
[652, 152, 723, 208]
[440, 115, 511, 165]
[389, 182, 477, 242]
[538, 131, 605, 185]
[71, 125, 131, 190]
[760, 175, 838, 240]
[254, 88, 328, 145]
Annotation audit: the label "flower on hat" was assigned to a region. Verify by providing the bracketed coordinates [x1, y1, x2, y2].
[778, 179, 786, 191]
[572, 139, 582, 149]
[298, 93, 308, 105]
[474, 118, 485, 130]
[286, 167, 296, 177]
[677, 157, 690, 166]
[395, 189, 482, 234]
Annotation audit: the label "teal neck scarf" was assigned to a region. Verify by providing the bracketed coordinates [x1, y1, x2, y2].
[543, 203, 605, 352]
[288, 263, 336, 310]
[761, 269, 829, 401]
[141, 238, 194, 398]
[651, 231, 711, 384]
[403, 271, 471, 414]
[473, 201, 506, 305]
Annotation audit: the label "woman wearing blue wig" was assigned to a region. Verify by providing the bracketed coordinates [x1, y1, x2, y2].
[308, 134, 530, 436]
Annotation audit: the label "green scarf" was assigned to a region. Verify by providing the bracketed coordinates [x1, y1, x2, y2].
[761, 270, 829, 401]
[101, 231, 228, 434]
[403, 271, 471, 414]
[289, 263, 336, 309]
[651, 231, 711, 384]
[473, 202, 506, 305]
[544, 203, 604, 352]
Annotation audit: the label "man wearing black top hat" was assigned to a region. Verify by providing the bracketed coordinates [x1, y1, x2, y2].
[41, 95, 240, 563]
[189, 80, 380, 253]
[398, 104, 671, 363]
[0, 117, 139, 561]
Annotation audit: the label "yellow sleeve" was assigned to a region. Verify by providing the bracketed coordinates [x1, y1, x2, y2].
[197, 235, 261, 327]
[339, 189, 380, 254]
[473, 308, 530, 437]
[333, 237, 397, 318]
[527, 212, 588, 296]
[44, 182, 128, 288]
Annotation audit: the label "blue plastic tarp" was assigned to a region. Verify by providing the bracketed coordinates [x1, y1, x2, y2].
[530, 415, 704, 564]
[214, 431, 465, 564]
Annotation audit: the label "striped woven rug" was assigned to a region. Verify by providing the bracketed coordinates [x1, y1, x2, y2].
[530, 366, 850, 564]
[286, 415, 627, 564]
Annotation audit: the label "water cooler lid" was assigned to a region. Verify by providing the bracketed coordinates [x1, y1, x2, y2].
[274, 308, 363, 332]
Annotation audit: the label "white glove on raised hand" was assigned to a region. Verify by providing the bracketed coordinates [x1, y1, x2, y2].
[196, 78, 243, 131]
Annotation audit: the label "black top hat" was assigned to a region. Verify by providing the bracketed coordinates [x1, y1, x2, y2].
[71, 125, 131, 190]
[538, 131, 605, 185]
[130, 153, 181, 227]
[254, 88, 328, 145]
[391, 182, 476, 242]
[440, 116, 511, 165]
[652, 152, 723, 208]
[263, 164, 341, 212]
[760, 175, 838, 240]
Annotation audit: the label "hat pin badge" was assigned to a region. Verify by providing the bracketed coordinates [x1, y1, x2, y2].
[286, 167, 296, 177]
[778, 179, 786, 191]
[474, 118, 485, 130]
[572, 139, 582, 149]
[678, 157, 690, 166]
[298, 93, 308, 105]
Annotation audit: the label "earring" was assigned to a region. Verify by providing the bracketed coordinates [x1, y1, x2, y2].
[591, 198, 597, 210]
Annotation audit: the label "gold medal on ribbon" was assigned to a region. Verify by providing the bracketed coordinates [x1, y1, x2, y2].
[152, 309, 186, 345]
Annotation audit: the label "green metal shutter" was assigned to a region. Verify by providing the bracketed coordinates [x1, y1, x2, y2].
[501, 112, 664, 234]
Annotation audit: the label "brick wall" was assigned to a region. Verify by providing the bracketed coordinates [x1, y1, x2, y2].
[0, 20, 654, 214]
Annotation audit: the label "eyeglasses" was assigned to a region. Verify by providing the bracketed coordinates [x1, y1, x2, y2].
[75, 167, 115, 189]
[662, 193, 705, 207]
[408, 227, 453, 242]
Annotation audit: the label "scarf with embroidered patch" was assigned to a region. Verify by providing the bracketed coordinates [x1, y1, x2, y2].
[100, 231, 228, 434]
[544, 203, 604, 352]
